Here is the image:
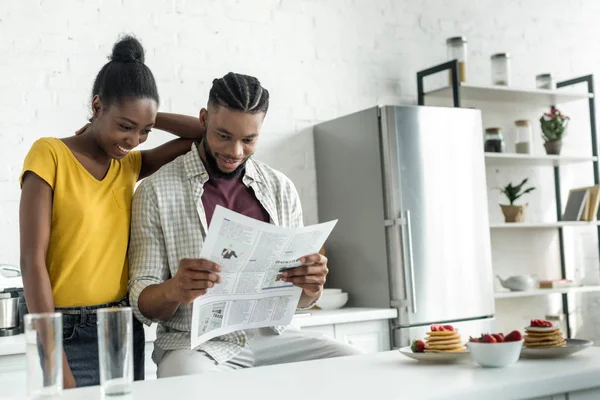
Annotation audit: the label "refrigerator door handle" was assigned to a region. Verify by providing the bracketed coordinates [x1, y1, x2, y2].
[404, 209, 417, 314]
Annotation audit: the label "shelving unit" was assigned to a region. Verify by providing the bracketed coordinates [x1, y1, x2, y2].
[417, 59, 599, 339]
[495, 285, 600, 299]
[424, 83, 593, 105]
[484, 153, 597, 167]
[490, 221, 600, 229]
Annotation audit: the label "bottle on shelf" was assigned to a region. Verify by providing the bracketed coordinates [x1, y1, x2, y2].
[446, 36, 467, 83]
[536, 73, 556, 90]
[514, 120, 533, 154]
[484, 127, 505, 153]
[491, 53, 511, 86]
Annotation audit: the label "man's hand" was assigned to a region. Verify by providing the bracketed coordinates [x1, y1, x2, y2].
[281, 253, 328, 307]
[165, 258, 222, 304]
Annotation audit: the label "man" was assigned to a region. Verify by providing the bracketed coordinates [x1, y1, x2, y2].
[128, 72, 361, 378]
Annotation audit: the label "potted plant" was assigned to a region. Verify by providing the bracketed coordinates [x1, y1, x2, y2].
[499, 179, 535, 223]
[540, 106, 569, 155]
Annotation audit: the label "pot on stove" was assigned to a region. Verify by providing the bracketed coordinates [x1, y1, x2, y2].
[0, 288, 21, 330]
[0, 265, 26, 336]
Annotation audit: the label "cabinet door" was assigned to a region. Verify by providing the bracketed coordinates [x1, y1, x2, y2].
[0, 354, 26, 397]
[333, 320, 390, 353]
[299, 324, 335, 338]
[144, 342, 157, 380]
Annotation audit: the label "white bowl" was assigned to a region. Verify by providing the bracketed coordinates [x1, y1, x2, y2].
[316, 292, 348, 310]
[466, 339, 524, 368]
[322, 288, 343, 295]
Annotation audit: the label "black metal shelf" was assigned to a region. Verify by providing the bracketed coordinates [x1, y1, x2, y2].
[417, 60, 598, 339]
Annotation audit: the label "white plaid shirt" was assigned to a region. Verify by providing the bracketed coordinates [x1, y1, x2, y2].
[128, 144, 304, 363]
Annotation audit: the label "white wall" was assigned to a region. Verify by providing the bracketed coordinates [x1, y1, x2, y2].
[1, 0, 599, 340]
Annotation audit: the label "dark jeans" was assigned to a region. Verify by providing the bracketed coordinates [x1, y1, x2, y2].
[56, 298, 145, 387]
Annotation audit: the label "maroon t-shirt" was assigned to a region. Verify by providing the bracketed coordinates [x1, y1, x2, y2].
[201, 174, 271, 226]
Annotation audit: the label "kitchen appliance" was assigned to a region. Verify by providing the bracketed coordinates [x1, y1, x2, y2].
[0, 265, 26, 336]
[313, 105, 496, 349]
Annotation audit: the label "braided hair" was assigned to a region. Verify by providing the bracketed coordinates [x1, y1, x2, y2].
[208, 72, 269, 114]
[91, 35, 159, 106]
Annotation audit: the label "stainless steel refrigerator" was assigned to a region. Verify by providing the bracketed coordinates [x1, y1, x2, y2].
[313, 105, 495, 349]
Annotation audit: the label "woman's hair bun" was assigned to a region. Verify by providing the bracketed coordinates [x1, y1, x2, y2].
[110, 35, 145, 64]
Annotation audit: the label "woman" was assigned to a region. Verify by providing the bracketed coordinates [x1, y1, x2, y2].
[19, 35, 201, 388]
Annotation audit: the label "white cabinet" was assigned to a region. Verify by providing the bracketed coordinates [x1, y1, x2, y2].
[299, 324, 335, 339]
[298, 320, 390, 354]
[0, 353, 27, 398]
[144, 342, 157, 380]
[332, 320, 390, 354]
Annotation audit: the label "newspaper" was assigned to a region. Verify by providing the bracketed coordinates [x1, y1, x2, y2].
[190, 205, 337, 349]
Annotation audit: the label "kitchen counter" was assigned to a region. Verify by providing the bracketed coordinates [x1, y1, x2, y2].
[0, 307, 397, 357]
[31, 346, 600, 400]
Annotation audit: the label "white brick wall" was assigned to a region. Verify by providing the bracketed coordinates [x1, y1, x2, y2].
[2, 0, 600, 340]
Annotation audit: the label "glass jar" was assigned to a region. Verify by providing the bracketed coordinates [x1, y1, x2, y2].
[491, 53, 511, 86]
[536, 73, 556, 90]
[484, 128, 505, 153]
[514, 120, 533, 154]
[446, 36, 467, 83]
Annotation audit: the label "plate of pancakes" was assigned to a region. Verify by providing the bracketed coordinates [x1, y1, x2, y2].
[520, 324, 593, 359]
[399, 325, 470, 363]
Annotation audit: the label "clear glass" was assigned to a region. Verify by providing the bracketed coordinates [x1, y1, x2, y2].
[515, 121, 533, 154]
[491, 54, 511, 86]
[484, 129, 505, 153]
[446, 37, 467, 83]
[536, 74, 556, 90]
[25, 312, 63, 399]
[98, 307, 133, 396]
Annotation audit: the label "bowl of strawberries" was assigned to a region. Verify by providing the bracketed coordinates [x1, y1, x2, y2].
[466, 330, 524, 368]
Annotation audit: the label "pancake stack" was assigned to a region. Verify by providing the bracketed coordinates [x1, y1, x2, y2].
[524, 325, 566, 348]
[424, 329, 466, 353]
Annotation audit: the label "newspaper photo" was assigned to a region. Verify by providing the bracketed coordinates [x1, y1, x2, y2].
[190, 205, 337, 349]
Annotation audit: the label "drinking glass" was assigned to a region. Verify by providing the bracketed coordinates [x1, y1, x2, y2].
[97, 307, 133, 396]
[25, 312, 63, 398]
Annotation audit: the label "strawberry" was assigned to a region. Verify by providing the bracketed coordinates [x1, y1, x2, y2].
[480, 334, 497, 343]
[530, 319, 553, 328]
[411, 339, 426, 353]
[430, 324, 445, 332]
[443, 325, 455, 332]
[468, 336, 479, 343]
[491, 333, 504, 342]
[504, 330, 523, 342]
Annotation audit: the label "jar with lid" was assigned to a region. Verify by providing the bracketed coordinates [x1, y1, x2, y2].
[514, 120, 533, 154]
[446, 36, 467, 83]
[491, 53, 511, 86]
[536, 73, 556, 90]
[484, 128, 505, 153]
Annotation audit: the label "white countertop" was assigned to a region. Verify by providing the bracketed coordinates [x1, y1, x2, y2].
[30, 346, 600, 400]
[0, 307, 396, 357]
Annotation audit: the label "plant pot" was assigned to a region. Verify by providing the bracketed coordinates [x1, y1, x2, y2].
[544, 139, 562, 155]
[500, 204, 527, 223]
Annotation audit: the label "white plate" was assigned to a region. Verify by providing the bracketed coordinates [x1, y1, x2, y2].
[398, 346, 470, 363]
[520, 338, 593, 359]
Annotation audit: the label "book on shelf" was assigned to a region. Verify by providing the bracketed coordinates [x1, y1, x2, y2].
[563, 187, 589, 221]
[538, 279, 574, 289]
[583, 185, 600, 221]
[562, 185, 600, 222]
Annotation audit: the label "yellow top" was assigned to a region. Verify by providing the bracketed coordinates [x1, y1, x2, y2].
[20, 138, 142, 307]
